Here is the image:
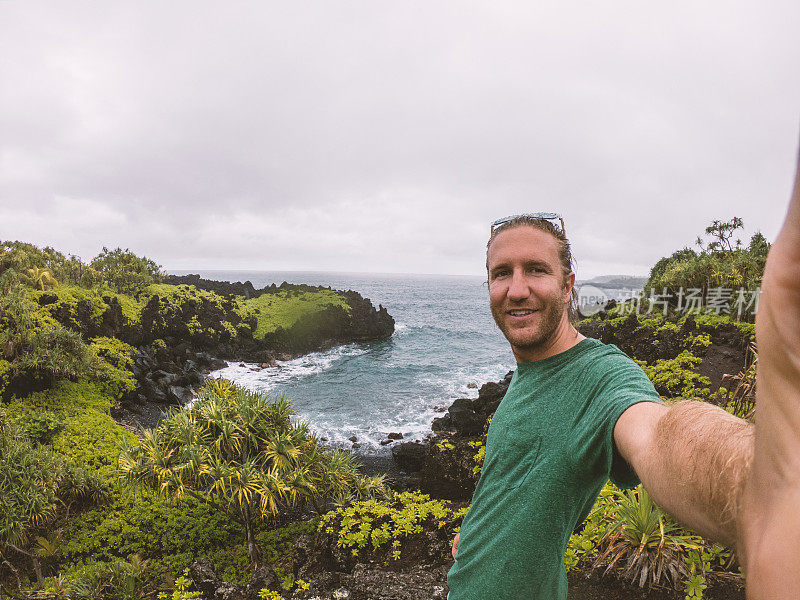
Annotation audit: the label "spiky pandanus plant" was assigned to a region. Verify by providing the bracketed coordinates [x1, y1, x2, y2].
[592, 486, 703, 589]
[22, 267, 59, 291]
[119, 378, 388, 564]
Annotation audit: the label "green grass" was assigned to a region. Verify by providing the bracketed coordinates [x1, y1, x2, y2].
[245, 289, 350, 339]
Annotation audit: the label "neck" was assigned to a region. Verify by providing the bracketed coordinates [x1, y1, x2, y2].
[512, 316, 586, 363]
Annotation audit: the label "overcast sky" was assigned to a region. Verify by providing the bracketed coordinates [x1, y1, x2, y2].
[1, 1, 799, 279]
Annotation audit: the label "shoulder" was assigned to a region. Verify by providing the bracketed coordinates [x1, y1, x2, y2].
[573, 338, 657, 394]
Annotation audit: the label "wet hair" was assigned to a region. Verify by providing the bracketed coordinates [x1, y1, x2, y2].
[486, 216, 579, 324]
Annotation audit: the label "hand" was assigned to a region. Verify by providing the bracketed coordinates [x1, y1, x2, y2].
[740, 141, 800, 597]
[452, 532, 460, 560]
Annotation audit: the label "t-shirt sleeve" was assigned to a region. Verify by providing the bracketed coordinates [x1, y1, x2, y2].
[596, 349, 663, 489]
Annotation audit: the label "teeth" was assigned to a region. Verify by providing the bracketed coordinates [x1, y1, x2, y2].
[509, 310, 534, 316]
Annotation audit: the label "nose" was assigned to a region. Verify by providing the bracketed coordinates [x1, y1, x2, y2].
[506, 269, 530, 302]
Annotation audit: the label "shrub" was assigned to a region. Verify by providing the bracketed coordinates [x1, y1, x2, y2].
[319, 491, 455, 561]
[88, 337, 136, 400]
[635, 351, 712, 398]
[592, 486, 703, 589]
[6, 380, 136, 482]
[0, 415, 67, 549]
[90, 247, 163, 297]
[644, 218, 769, 320]
[0, 285, 96, 391]
[61, 489, 242, 577]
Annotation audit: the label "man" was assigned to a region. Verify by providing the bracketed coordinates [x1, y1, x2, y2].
[447, 143, 800, 599]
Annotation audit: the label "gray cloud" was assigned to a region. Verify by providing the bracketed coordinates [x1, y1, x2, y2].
[1, 1, 799, 277]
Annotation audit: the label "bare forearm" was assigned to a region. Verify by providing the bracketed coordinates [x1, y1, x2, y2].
[642, 400, 754, 548]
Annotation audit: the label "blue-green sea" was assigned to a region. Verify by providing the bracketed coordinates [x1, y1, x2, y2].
[171, 270, 514, 456]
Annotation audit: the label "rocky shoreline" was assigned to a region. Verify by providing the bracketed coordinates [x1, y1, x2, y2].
[110, 280, 394, 431]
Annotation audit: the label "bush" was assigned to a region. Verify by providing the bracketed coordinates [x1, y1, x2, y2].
[90, 247, 164, 297]
[6, 380, 136, 482]
[0, 241, 86, 287]
[0, 415, 67, 549]
[644, 218, 769, 318]
[318, 491, 455, 562]
[62, 489, 242, 567]
[0, 285, 96, 392]
[88, 337, 136, 400]
[635, 351, 712, 398]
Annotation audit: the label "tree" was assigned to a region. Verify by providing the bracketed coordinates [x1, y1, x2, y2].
[118, 379, 387, 564]
[90, 247, 163, 296]
[696, 217, 744, 253]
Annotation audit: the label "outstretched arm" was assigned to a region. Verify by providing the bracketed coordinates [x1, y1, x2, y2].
[740, 140, 800, 597]
[614, 138, 800, 585]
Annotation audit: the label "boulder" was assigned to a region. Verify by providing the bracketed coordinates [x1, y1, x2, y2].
[391, 442, 426, 472]
[419, 435, 479, 500]
[168, 385, 194, 405]
[446, 398, 483, 436]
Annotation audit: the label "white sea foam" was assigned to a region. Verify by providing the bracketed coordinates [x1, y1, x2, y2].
[209, 343, 369, 393]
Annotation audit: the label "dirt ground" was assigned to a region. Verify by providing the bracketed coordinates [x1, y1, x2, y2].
[567, 571, 745, 599]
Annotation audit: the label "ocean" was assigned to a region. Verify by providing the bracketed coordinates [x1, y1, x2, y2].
[170, 270, 636, 458]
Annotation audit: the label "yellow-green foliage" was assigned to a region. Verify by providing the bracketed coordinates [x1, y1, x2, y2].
[0, 418, 68, 547]
[319, 491, 455, 560]
[6, 380, 136, 481]
[244, 289, 350, 339]
[88, 336, 137, 399]
[468, 440, 485, 475]
[158, 570, 201, 600]
[0, 359, 11, 397]
[683, 333, 712, 350]
[564, 483, 735, 595]
[565, 483, 612, 572]
[682, 312, 755, 341]
[102, 290, 145, 325]
[436, 438, 454, 452]
[141, 284, 250, 342]
[635, 351, 712, 398]
[62, 488, 244, 584]
[29, 285, 109, 328]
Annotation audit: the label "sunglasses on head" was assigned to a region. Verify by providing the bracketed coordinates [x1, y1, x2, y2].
[490, 212, 565, 237]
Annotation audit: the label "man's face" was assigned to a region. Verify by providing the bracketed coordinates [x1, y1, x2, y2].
[487, 226, 573, 357]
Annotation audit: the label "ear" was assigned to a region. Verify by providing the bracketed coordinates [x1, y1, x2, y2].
[563, 272, 575, 303]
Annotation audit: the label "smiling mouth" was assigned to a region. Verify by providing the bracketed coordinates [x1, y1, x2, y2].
[507, 309, 538, 316]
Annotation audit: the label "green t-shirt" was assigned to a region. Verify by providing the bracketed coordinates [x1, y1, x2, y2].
[446, 337, 662, 600]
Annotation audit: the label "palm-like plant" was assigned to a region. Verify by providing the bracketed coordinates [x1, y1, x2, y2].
[22, 267, 58, 291]
[119, 378, 385, 564]
[593, 486, 703, 589]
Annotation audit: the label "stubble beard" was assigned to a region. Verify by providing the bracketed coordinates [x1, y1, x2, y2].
[491, 293, 565, 355]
